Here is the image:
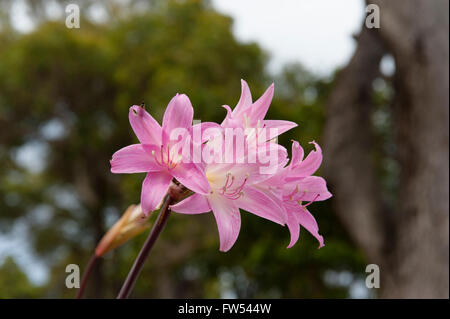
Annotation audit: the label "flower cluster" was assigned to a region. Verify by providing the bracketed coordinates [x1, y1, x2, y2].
[110, 80, 332, 252]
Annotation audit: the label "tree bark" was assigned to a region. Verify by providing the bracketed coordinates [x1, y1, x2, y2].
[323, 0, 449, 298]
[323, 26, 387, 264]
[371, 0, 449, 298]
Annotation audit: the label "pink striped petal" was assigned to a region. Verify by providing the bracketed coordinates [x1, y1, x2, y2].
[233, 79, 253, 118]
[250, 142, 289, 181]
[286, 210, 300, 248]
[141, 171, 172, 215]
[290, 140, 304, 166]
[259, 167, 288, 187]
[129, 105, 162, 145]
[297, 207, 324, 248]
[110, 144, 161, 173]
[263, 120, 298, 139]
[250, 83, 274, 122]
[191, 121, 223, 143]
[171, 162, 210, 195]
[290, 141, 322, 176]
[209, 195, 241, 252]
[289, 176, 332, 202]
[162, 94, 193, 145]
[221, 105, 243, 128]
[235, 186, 286, 225]
[170, 193, 211, 214]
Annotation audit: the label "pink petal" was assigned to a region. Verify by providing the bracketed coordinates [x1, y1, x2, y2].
[297, 207, 324, 248]
[223, 104, 233, 119]
[221, 105, 242, 128]
[110, 144, 161, 173]
[263, 120, 298, 139]
[249, 83, 274, 122]
[162, 94, 193, 145]
[141, 171, 172, 215]
[251, 142, 289, 181]
[287, 176, 332, 202]
[209, 194, 241, 252]
[235, 186, 286, 225]
[208, 162, 261, 186]
[191, 121, 223, 143]
[233, 79, 253, 118]
[286, 210, 300, 248]
[290, 140, 304, 166]
[171, 162, 210, 195]
[170, 193, 211, 214]
[259, 167, 288, 187]
[290, 141, 322, 176]
[129, 105, 162, 145]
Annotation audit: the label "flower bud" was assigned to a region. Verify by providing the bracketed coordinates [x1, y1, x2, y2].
[95, 204, 151, 257]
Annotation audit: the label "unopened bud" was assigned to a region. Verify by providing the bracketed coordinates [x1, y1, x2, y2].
[95, 204, 151, 257]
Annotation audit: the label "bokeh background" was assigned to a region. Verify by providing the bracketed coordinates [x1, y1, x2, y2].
[0, 0, 448, 298]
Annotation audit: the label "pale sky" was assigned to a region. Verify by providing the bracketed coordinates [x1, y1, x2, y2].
[212, 0, 365, 75]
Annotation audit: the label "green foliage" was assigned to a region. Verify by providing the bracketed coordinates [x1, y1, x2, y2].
[0, 257, 42, 298]
[0, 0, 365, 298]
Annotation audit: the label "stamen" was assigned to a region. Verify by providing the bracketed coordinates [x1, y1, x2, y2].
[153, 149, 163, 166]
[166, 145, 170, 165]
[166, 146, 180, 170]
[296, 190, 307, 201]
[221, 173, 248, 200]
[302, 194, 320, 208]
[226, 174, 235, 189]
[221, 173, 234, 195]
[286, 185, 300, 199]
[227, 191, 244, 200]
[227, 176, 247, 196]
[223, 173, 231, 188]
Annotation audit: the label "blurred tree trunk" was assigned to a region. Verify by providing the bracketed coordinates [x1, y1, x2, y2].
[323, 0, 449, 298]
[74, 158, 107, 298]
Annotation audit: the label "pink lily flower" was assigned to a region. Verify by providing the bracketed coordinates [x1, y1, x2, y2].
[170, 140, 288, 252]
[110, 94, 210, 215]
[254, 140, 331, 248]
[221, 80, 298, 140]
[282, 141, 332, 248]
